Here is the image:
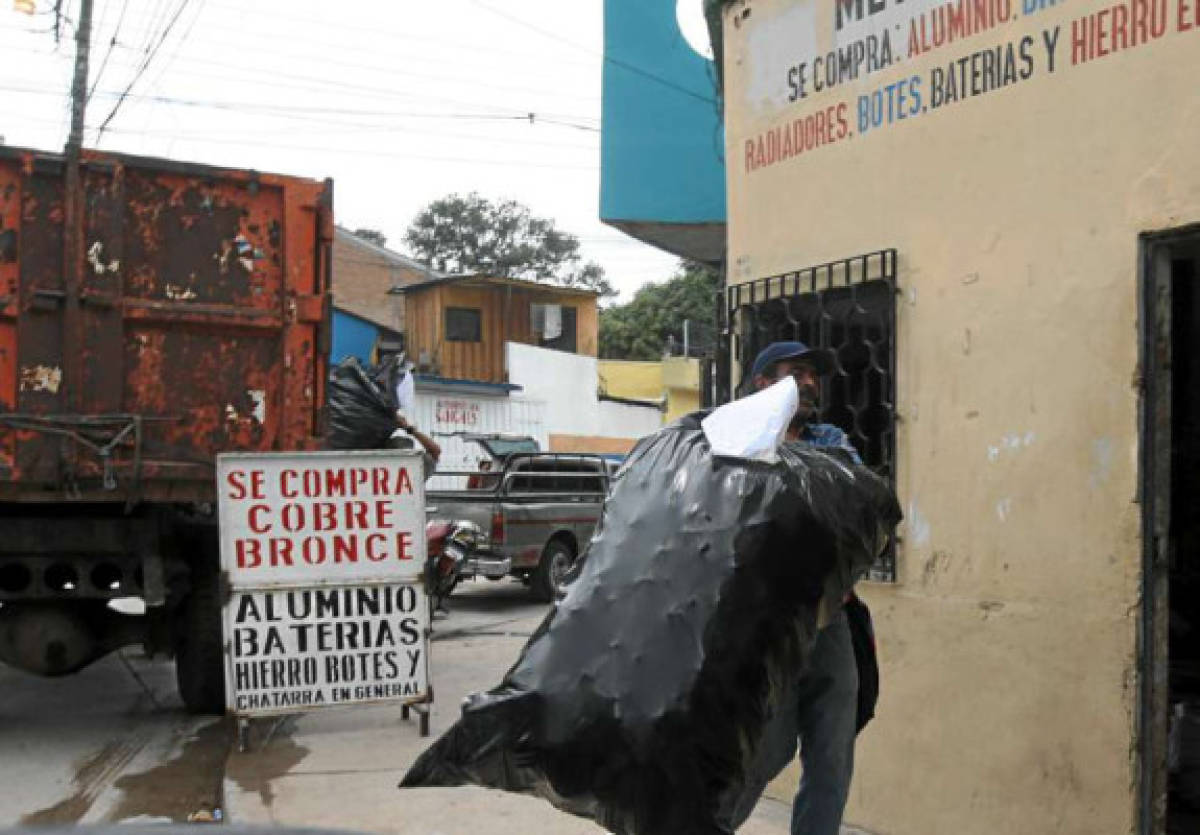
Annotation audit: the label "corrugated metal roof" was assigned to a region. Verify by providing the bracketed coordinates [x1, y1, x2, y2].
[413, 374, 523, 394]
[390, 273, 600, 298]
[334, 227, 442, 276]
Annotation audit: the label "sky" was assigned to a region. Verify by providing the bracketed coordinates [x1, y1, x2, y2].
[0, 0, 706, 302]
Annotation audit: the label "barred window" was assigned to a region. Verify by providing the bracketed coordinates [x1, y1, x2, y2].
[719, 250, 898, 581]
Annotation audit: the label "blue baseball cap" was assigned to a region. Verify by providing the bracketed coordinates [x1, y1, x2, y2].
[750, 341, 835, 379]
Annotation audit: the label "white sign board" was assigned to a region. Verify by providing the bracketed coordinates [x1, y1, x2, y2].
[219, 450, 427, 586]
[217, 450, 430, 717]
[225, 583, 429, 715]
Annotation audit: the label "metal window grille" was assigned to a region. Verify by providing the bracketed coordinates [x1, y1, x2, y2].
[716, 250, 898, 582]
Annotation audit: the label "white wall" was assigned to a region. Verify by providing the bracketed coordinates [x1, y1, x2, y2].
[410, 386, 547, 489]
[506, 343, 662, 444]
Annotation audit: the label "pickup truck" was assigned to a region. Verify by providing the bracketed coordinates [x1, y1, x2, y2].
[426, 453, 612, 602]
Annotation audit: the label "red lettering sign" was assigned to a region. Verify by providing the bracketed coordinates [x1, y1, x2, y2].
[435, 398, 480, 427]
[221, 455, 425, 583]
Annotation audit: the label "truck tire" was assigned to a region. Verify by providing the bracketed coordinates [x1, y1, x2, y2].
[175, 557, 226, 715]
[532, 538, 575, 603]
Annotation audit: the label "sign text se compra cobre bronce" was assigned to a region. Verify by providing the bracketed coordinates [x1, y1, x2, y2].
[225, 464, 420, 569]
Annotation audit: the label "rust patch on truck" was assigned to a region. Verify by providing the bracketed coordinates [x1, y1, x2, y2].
[0, 147, 332, 502]
[19, 364, 63, 394]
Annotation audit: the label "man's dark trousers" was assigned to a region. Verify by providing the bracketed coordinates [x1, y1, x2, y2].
[732, 609, 859, 834]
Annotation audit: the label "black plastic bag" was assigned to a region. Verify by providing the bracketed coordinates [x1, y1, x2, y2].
[325, 357, 399, 450]
[400, 413, 901, 835]
[846, 594, 879, 732]
[368, 353, 406, 404]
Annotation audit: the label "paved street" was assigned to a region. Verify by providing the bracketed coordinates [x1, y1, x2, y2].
[0, 643, 226, 825]
[0, 581, 837, 833]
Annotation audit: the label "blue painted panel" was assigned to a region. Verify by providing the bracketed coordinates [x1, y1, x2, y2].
[331, 309, 380, 364]
[601, 0, 726, 225]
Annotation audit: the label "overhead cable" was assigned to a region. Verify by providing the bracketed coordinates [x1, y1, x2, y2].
[87, 0, 131, 102]
[467, 0, 717, 106]
[95, 0, 192, 139]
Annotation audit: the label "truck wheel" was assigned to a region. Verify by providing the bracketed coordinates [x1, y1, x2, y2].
[532, 539, 575, 603]
[175, 558, 226, 715]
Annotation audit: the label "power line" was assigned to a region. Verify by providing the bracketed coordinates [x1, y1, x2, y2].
[141, 0, 206, 102]
[535, 116, 600, 133]
[9, 107, 594, 153]
[4, 8, 607, 138]
[98, 119, 597, 148]
[105, 44, 602, 121]
[95, 0, 191, 139]
[87, 0, 130, 101]
[88, 0, 112, 45]
[2, 42, 600, 130]
[467, 0, 717, 107]
[0, 82, 599, 131]
[134, 0, 168, 56]
[74, 0, 602, 94]
[197, 0, 599, 71]
[5, 107, 602, 170]
[76, 2, 604, 111]
[53, 0, 67, 45]
[81, 116, 598, 148]
[93, 123, 600, 170]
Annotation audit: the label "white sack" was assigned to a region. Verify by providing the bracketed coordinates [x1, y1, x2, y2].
[700, 377, 798, 463]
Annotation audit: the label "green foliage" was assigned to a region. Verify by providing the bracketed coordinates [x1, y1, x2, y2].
[599, 261, 721, 360]
[352, 227, 387, 247]
[403, 193, 614, 296]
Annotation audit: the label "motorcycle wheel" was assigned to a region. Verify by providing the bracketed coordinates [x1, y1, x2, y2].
[432, 553, 459, 601]
[436, 575, 459, 600]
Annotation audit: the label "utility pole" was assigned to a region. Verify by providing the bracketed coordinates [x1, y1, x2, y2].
[65, 0, 94, 157]
[63, 0, 94, 414]
[683, 319, 690, 358]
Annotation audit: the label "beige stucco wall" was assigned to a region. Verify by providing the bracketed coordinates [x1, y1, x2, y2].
[722, 0, 1200, 832]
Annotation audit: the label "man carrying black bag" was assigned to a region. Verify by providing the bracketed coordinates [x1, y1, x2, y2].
[399, 340, 899, 835]
[732, 341, 880, 835]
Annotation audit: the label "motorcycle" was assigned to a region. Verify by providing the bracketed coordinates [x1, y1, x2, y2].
[424, 518, 484, 612]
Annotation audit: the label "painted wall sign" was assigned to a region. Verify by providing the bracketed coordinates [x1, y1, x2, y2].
[739, 0, 1200, 173]
[434, 398, 481, 430]
[218, 450, 429, 717]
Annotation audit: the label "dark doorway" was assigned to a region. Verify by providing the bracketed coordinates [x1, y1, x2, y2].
[1141, 228, 1200, 835]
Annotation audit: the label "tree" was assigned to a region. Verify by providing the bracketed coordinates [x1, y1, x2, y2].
[352, 228, 387, 247]
[403, 193, 614, 296]
[600, 261, 721, 360]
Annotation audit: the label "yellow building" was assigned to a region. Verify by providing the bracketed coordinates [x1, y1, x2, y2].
[711, 0, 1200, 833]
[598, 357, 702, 423]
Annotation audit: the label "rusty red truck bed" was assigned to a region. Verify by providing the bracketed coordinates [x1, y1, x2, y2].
[0, 146, 332, 503]
[0, 146, 332, 712]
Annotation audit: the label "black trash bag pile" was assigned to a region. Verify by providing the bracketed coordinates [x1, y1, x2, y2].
[400, 413, 901, 835]
[368, 353, 407, 404]
[325, 357, 399, 450]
